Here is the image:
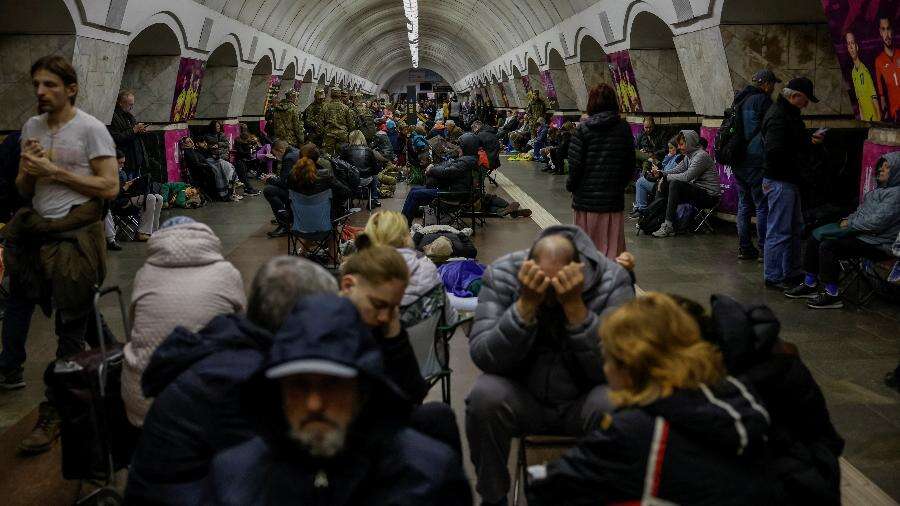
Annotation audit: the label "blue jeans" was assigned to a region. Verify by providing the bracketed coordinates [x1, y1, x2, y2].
[762, 178, 803, 283]
[401, 187, 439, 225]
[735, 178, 767, 253]
[634, 176, 657, 210]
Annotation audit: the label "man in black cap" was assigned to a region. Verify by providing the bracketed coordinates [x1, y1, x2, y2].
[731, 69, 781, 261]
[760, 76, 823, 289]
[202, 294, 471, 506]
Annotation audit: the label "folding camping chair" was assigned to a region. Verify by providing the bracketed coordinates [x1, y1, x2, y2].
[287, 189, 360, 270]
[692, 197, 721, 234]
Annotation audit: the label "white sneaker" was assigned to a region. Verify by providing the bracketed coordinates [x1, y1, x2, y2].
[652, 222, 675, 238]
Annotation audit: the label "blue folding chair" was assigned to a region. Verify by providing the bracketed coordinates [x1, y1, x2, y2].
[288, 189, 360, 269]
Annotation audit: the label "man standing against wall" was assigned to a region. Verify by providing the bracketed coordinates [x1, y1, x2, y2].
[0, 56, 119, 452]
[303, 88, 325, 146]
[109, 90, 148, 179]
[760, 77, 823, 289]
[732, 70, 780, 261]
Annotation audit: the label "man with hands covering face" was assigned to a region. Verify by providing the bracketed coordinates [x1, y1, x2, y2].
[465, 225, 635, 506]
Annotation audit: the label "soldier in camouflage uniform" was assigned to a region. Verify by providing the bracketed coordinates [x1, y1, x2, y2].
[303, 88, 325, 146]
[320, 87, 354, 156]
[354, 93, 377, 141]
[525, 89, 548, 135]
[272, 90, 304, 148]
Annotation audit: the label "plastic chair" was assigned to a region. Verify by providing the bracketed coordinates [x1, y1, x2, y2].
[288, 189, 360, 270]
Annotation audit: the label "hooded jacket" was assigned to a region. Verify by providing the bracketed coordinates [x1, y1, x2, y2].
[527, 379, 774, 505]
[469, 225, 635, 404]
[272, 101, 304, 147]
[709, 294, 844, 505]
[566, 111, 636, 213]
[732, 85, 773, 179]
[667, 130, 722, 197]
[848, 152, 900, 251]
[202, 295, 471, 506]
[476, 125, 502, 170]
[426, 133, 479, 193]
[762, 95, 810, 185]
[122, 223, 245, 427]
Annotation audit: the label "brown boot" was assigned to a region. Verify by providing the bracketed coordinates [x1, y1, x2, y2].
[18, 402, 61, 455]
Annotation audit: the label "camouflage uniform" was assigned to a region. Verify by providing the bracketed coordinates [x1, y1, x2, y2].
[355, 98, 376, 141]
[272, 91, 304, 147]
[303, 89, 325, 146]
[320, 88, 354, 155]
[526, 91, 547, 134]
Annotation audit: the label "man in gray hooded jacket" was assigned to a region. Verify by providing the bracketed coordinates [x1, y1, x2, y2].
[784, 152, 900, 309]
[652, 130, 722, 237]
[465, 225, 634, 505]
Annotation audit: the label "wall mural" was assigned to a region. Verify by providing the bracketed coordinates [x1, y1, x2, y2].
[170, 58, 205, 123]
[607, 51, 642, 113]
[521, 75, 532, 92]
[821, 0, 900, 122]
[498, 83, 510, 108]
[539, 70, 560, 110]
[263, 75, 282, 114]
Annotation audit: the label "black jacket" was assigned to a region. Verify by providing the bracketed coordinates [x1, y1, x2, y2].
[528, 380, 774, 505]
[339, 144, 380, 179]
[288, 162, 351, 201]
[269, 147, 299, 190]
[566, 112, 636, 213]
[635, 126, 667, 160]
[762, 96, 810, 185]
[425, 133, 480, 193]
[109, 106, 147, 178]
[476, 125, 502, 170]
[0, 132, 23, 222]
[201, 295, 470, 506]
[709, 294, 844, 505]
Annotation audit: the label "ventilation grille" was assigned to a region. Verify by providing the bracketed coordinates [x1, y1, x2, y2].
[199, 17, 213, 50]
[672, 0, 694, 22]
[598, 11, 614, 44]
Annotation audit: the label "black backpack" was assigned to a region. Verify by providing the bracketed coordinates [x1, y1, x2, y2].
[715, 96, 751, 166]
[637, 197, 667, 235]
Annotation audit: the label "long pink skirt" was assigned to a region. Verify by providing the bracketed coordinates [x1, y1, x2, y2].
[574, 210, 626, 259]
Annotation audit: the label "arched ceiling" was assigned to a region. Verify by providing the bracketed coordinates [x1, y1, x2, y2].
[198, 0, 599, 84]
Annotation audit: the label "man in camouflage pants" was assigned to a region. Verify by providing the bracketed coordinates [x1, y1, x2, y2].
[272, 90, 304, 148]
[303, 88, 325, 146]
[320, 87, 354, 156]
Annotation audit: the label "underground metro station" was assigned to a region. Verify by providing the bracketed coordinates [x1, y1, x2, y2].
[0, 0, 898, 504]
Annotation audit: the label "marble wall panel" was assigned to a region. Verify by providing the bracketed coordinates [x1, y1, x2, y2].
[674, 27, 735, 116]
[549, 69, 579, 110]
[579, 61, 612, 90]
[243, 73, 270, 116]
[73, 36, 128, 125]
[511, 77, 528, 108]
[0, 35, 75, 130]
[721, 24, 851, 116]
[630, 49, 695, 113]
[196, 66, 238, 119]
[121, 55, 181, 123]
[227, 67, 253, 117]
[564, 63, 589, 111]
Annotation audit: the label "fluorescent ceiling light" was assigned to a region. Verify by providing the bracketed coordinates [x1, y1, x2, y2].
[403, 0, 419, 68]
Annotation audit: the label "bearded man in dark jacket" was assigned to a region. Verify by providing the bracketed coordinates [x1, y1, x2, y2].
[109, 90, 148, 179]
[202, 294, 471, 506]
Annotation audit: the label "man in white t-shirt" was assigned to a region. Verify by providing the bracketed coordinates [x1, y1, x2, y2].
[0, 55, 119, 455]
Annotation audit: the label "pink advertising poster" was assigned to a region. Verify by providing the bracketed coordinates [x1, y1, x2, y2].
[263, 75, 282, 114]
[700, 126, 738, 214]
[859, 140, 898, 201]
[292, 80, 302, 92]
[629, 122, 644, 140]
[539, 70, 559, 110]
[164, 128, 191, 182]
[222, 123, 240, 162]
[607, 51, 643, 113]
[170, 58, 205, 123]
[820, 0, 900, 123]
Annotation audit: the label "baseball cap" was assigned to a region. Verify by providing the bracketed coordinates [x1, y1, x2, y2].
[266, 358, 358, 380]
[752, 69, 782, 84]
[786, 77, 819, 103]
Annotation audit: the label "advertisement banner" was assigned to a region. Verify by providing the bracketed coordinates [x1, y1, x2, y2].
[521, 75, 532, 92]
[498, 83, 510, 108]
[607, 51, 643, 113]
[539, 70, 560, 110]
[700, 126, 738, 214]
[821, 0, 900, 122]
[263, 75, 281, 115]
[164, 128, 191, 182]
[859, 140, 898, 200]
[170, 58, 205, 123]
[222, 123, 240, 163]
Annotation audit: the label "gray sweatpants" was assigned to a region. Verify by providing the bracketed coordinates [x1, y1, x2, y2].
[465, 374, 612, 503]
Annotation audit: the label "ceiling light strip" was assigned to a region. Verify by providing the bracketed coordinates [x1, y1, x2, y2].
[403, 0, 419, 68]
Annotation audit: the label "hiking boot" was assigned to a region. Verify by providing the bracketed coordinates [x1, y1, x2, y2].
[18, 402, 61, 455]
[652, 221, 675, 238]
[0, 366, 25, 390]
[784, 283, 819, 299]
[738, 248, 759, 260]
[807, 292, 844, 309]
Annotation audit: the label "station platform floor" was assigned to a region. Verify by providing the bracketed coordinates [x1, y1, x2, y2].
[0, 158, 897, 504]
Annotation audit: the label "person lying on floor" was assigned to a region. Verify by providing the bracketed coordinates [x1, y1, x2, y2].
[783, 152, 900, 309]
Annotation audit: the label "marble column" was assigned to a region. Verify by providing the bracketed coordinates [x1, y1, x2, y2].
[72, 36, 129, 125]
[548, 68, 579, 110]
[564, 63, 589, 112]
[298, 79, 316, 111]
[673, 27, 735, 117]
[242, 73, 270, 117]
[196, 66, 247, 119]
[511, 77, 528, 109]
[503, 80, 522, 108]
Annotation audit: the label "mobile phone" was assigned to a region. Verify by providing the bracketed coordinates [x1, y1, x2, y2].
[814, 128, 828, 136]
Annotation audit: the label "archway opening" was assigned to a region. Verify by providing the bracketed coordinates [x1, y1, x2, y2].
[196, 42, 240, 120]
[242, 54, 274, 117]
[279, 61, 298, 97]
[545, 48, 579, 110]
[628, 12, 695, 113]
[0, 0, 78, 129]
[121, 23, 183, 123]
